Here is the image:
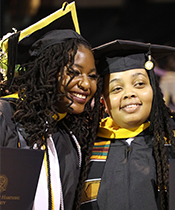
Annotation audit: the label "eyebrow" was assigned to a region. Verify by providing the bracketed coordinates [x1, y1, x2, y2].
[132, 72, 147, 78]
[73, 63, 97, 73]
[109, 78, 121, 84]
[109, 72, 147, 84]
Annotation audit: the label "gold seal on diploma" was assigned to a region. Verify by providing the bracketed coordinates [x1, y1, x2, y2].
[0, 175, 8, 193]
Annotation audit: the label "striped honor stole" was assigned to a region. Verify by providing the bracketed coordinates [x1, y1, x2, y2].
[81, 140, 111, 204]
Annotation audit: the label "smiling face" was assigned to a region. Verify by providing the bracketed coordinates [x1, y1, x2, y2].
[57, 44, 98, 114]
[103, 68, 153, 129]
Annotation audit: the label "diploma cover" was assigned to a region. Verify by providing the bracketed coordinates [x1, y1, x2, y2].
[0, 147, 44, 210]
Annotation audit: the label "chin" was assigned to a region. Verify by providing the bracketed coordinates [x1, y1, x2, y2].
[71, 106, 85, 115]
[124, 120, 145, 129]
[72, 110, 84, 114]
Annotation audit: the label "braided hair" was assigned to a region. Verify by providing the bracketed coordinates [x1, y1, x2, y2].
[147, 68, 175, 210]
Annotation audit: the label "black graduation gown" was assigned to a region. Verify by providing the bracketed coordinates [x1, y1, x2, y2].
[81, 128, 159, 210]
[53, 124, 80, 210]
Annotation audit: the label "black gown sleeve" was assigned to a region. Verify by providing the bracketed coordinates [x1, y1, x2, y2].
[0, 99, 18, 147]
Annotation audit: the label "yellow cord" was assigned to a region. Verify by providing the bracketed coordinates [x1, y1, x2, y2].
[44, 150, 55, 209]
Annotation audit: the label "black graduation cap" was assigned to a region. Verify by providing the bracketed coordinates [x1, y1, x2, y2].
[93, 39, 175, 75]
[19, 29, 85, 64]
[0, 1, 81, 88]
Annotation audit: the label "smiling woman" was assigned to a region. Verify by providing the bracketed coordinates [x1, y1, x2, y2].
[56, 44, 98, 114]
[103, 68, 153, 128]
[80, 39, 175, 210]
[9, 29, 102, 210]
[0, 29, 102, 210]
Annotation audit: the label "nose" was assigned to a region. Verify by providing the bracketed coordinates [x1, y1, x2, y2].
[78, 75, 90, 90]
[123, 87, 136, 99]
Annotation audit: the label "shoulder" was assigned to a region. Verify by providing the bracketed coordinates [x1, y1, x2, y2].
[0, 98, 16, 129]
[0, 98, 19, 147]
[0, 96, 17, 115]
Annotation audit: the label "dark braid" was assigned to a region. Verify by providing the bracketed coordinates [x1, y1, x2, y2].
[147, 69, 175, 210]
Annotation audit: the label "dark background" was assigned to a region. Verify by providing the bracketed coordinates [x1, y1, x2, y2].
[1, 0, 175, 48]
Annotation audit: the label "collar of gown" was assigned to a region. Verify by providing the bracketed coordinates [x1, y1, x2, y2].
[97, 117, 150, 139]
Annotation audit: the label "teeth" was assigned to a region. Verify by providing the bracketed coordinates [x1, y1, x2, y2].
[73, 93, 86, 99]
[125, 104, 137, 108]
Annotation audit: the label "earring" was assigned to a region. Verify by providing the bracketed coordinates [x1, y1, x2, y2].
[100, 97, 108, 114]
